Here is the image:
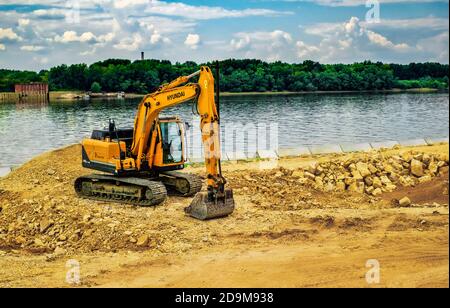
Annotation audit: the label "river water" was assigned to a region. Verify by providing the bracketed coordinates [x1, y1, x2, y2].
[0, 92, 448, 168]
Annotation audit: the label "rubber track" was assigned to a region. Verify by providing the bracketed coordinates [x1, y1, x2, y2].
[74, 174, 167, 206]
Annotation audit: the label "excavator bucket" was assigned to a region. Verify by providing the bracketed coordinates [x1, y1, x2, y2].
[185, 189, 235, 220]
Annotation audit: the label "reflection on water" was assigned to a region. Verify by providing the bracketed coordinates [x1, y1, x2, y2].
[0, 92, 448, 167]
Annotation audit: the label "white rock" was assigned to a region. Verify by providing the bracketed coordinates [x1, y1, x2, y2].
[411, 159, 424, 177]
[398, 197, 411, 207]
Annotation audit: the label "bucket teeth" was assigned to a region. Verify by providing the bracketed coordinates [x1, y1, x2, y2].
[185, 189, 235, 220]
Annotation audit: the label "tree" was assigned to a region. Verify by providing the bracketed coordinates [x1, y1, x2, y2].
[90, 82, 102, 93]
[48, 64, 69, 90]
[1, 59, 448, 93]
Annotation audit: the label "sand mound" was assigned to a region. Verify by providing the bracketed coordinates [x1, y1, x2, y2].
[0, 144, 448, 257]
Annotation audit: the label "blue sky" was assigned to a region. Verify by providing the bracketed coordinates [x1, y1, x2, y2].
[0, 0, 448, 70]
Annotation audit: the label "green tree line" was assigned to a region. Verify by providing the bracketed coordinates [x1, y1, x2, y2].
[1, 59, 448, 93]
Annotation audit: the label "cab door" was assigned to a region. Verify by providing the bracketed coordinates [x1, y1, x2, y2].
[153, 119, 185, 169]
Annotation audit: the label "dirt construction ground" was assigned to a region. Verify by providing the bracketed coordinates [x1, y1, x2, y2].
[0, 144, 448, 288]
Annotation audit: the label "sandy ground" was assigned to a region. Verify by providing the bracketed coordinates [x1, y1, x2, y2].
[0, 144, 448, 288]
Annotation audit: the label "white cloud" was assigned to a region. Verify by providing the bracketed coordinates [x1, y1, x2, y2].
[0, 0, 447, 68]
[54, 31, 114, 44]
[230, 35, 251, 51]
[231, 30, 292, 50]
[33, 8, 66, 19]
[366, 30, 409, 50]
[137, 17, 196, 35]
[97, 32, 115, 43]
[113, 33, 143, 51]
[417, 31, 449, 63]
[0, 0, 62, 4]
[54, 31, 98, 43]
[149, 31, 170, 45]
[0, 0, 292, 69]
[143, 0, 291, 20]
[303, 22, 342, 37]
[230, 30, 294, 61]
[0, 28, 22, 41]
[114, 0, 149, 9]
[0, 0, 291, 19]
[150, 32, 162, 44]
[344, 16, 360, 34]
[0, 1, 113, 8]
[298, 17, 412, 62]
[20, 45, 45, 51]
[33, 56, 49, 64]
[80, 47, 97, 56]
[184, 33, 200, 49]
[0, 44, 5, 51]
[293, 0, 449, 7]
[362, 17, 449, 31]
[78, 32, 97, 43]
[304, 17, 450, 39]
[296, 41, 320, 58]
[18, 18, 30, 28]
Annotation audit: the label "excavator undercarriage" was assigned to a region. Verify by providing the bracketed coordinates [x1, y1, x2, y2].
[75, 174, 168, 206]
[75, 171, 203, 206]
[75, 171, 234, 220]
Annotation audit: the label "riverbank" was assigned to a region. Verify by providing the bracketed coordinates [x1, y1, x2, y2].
[0, 143, 448, 287]
[0, 91, 143, 102]
[221, 88, 447, 96]
[49, 92, 144, 100]
[1, 88, 447, 103]
[46, 88, 450, 99]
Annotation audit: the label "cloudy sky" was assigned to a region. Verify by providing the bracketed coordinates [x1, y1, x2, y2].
[0, 0, 448, 70]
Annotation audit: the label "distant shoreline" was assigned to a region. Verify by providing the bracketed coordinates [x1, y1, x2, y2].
[0, 88, 448, 103]
[43, 88, 450, 99]
[221, 88, 448, 96]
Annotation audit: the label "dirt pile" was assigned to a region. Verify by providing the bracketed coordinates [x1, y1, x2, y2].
[0, 144, 448, 258]
[0, 145, 194, 255]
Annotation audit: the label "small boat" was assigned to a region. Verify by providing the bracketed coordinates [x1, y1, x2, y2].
[117, 91, 125, 99]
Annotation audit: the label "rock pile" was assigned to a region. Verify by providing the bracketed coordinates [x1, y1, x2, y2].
[289, 151, 449, 196]
[0, 192, 212, 256]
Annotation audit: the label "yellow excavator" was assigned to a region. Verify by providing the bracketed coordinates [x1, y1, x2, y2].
[75, 65, 235, 220]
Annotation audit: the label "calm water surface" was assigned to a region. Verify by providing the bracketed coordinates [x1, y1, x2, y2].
[0, 92, 448, 167]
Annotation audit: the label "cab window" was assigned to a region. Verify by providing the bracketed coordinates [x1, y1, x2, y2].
[160, 122, 183, 164]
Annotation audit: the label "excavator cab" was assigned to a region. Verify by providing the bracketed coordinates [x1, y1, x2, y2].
[153, 117, 186, 169]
